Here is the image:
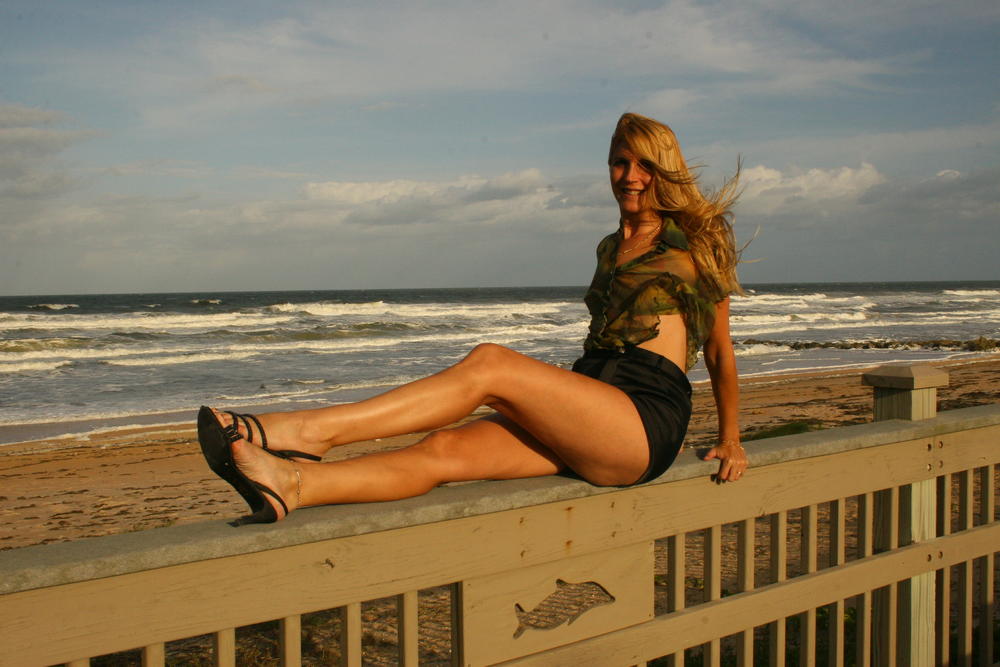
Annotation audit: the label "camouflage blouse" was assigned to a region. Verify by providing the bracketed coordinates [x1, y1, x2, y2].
[583, 217, 726, 371]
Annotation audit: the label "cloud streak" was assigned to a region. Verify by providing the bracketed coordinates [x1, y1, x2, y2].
[0, 1, 996, 292]
[23, 1, 907, 130]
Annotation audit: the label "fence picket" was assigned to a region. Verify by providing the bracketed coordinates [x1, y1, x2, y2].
[827, 499, 845, 667]
[280, 614, 301, 667]
[979, 465, 996, 664]
[705, 524, 722, 667]
[141, 642, 165, 667]
[397, 590, 419, 665]
[213, 627, 235, 667]
[341, 602, 362, 667]
[663, 532, 686, 667]
[769, 511, 787, 667]
[736, 518, 755, 666]
[857, 492, 874, 667]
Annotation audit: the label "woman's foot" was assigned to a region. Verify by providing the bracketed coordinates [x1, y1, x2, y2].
[210, 408, 328, 462]
[230, 437, 301, 522]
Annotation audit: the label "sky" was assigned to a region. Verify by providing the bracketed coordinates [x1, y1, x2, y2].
[1, 0, 998, 295]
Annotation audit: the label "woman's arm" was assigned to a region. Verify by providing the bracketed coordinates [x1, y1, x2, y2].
[701, 297, 748, 482]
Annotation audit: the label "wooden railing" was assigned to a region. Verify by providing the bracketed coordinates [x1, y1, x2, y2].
[1, 365, 997, 666]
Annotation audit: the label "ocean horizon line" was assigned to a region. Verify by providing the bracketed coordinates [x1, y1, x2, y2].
[3, 278, 1000, 300]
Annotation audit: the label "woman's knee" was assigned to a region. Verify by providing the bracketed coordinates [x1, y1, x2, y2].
[413, 429, 474, 482]
[461, 342, 516, 368]
[456, 343, 517, 394]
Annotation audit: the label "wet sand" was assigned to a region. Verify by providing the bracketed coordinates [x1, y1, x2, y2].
[2, 356, 998, 551]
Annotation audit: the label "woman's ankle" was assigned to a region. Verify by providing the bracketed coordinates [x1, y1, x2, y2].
[296, 412, 341, 451]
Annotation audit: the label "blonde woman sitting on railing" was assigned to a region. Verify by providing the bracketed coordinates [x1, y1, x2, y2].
[197, 113, 748, 525]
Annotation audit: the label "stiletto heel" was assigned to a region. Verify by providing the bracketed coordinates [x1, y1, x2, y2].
[198, 406, 291, 524]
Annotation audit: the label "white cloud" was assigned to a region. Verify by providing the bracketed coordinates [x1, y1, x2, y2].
[27, 1, 904, 131]
[751, 0, 1000, 33]
[0, 127, 83, 163]
[859, 166, 1000, 222]
[0, 105, 91, 213]
[636, 88, 706, 118]
[202, 74, 274, 95]
[3, 2, 996, 290]
[103, 159, 216, 179]
[736, 163, 1000, 282]
[303, 169, 553, 216]
[740, 163, 886, 215]
[4, 154, 996, 291]
[361, 101, 413, 112]
[0, 103, 65, 128]
[0, 166, 616, 292]
[304, 176, 483, 205]
[696, 119, 1000, 175]
[233, 166, 315, 181]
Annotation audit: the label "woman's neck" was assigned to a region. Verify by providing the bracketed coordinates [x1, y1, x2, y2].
[619, 213, 663, 240]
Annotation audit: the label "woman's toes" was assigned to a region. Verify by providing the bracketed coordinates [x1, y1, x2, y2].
[211, 408, 236, 431]
[213, 408, 256, 443]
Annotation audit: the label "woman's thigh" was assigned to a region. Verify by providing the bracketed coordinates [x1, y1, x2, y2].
[424, 413, 565, 484]
[465, 345, 651, 485]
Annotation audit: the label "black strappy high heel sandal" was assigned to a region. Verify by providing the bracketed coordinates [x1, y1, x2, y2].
[198, 406, 293, 524]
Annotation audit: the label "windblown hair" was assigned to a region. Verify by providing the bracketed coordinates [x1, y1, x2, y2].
[609, 112, 743, 297]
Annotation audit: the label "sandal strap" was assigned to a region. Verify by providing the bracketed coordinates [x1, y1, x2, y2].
[220, 412, 243, 445]
[252, 481, 288, 516]
[242, 413, 267, 449]
[226, 412, 252, 444]
[269, 448, 322, 462]
[225, 410, 322, 462]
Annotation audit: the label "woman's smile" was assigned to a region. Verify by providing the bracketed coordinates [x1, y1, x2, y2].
[609, 147, 655, 219]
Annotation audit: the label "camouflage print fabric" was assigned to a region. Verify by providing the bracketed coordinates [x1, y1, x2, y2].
[583, 217, 726, 371]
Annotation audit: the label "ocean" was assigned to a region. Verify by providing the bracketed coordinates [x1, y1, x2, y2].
[1, 281, 998, 445]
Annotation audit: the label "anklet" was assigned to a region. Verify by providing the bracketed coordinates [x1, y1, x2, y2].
[292, 463, 302, 507]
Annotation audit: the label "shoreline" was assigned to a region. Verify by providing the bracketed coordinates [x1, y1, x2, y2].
[3, 352, 996, 450]
[0, 356, 997, 551]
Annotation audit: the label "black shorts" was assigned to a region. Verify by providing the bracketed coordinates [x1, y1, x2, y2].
[571, 346, 692, 485]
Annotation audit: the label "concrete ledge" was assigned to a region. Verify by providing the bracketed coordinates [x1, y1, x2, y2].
[2, 403, 998, 596]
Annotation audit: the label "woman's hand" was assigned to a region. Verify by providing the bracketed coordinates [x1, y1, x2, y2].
[703, 439, 747, 483]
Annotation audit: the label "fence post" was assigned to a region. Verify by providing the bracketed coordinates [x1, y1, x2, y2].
[862, 364, 949, 666]
[862, 364, 948, 422]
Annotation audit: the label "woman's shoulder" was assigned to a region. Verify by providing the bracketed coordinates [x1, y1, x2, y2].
[595, 231, 618, 254]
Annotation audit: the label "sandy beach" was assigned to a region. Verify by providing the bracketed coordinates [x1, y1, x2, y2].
[2, 356, 998, 552]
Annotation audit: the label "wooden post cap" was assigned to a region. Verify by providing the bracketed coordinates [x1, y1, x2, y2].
[861, 364, 949, 390]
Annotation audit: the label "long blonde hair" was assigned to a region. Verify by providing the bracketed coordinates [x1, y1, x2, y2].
[609, 112, 743, 296]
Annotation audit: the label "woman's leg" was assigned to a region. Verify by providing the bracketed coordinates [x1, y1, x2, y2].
[221, 343, 655, 515]
[231, 413, 567, 516]
[212, 349, 538, 458]
[216, 344, 649, 473]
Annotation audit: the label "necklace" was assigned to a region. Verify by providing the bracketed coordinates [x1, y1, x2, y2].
[619, 223, 662, 255]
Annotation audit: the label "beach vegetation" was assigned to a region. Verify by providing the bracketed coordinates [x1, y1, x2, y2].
[740, 337, 1000, 351]
[743, 420, 823, 441]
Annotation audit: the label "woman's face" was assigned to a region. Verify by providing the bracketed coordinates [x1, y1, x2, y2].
[609, 145, 655, 220]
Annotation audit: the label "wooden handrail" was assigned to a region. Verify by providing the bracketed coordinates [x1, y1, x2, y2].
[1, 368, 997, 667]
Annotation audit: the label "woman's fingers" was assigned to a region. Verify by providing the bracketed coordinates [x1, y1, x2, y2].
[705, 442, 747, 483]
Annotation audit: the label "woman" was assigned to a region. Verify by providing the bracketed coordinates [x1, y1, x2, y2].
[198, 112, 747, 525]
